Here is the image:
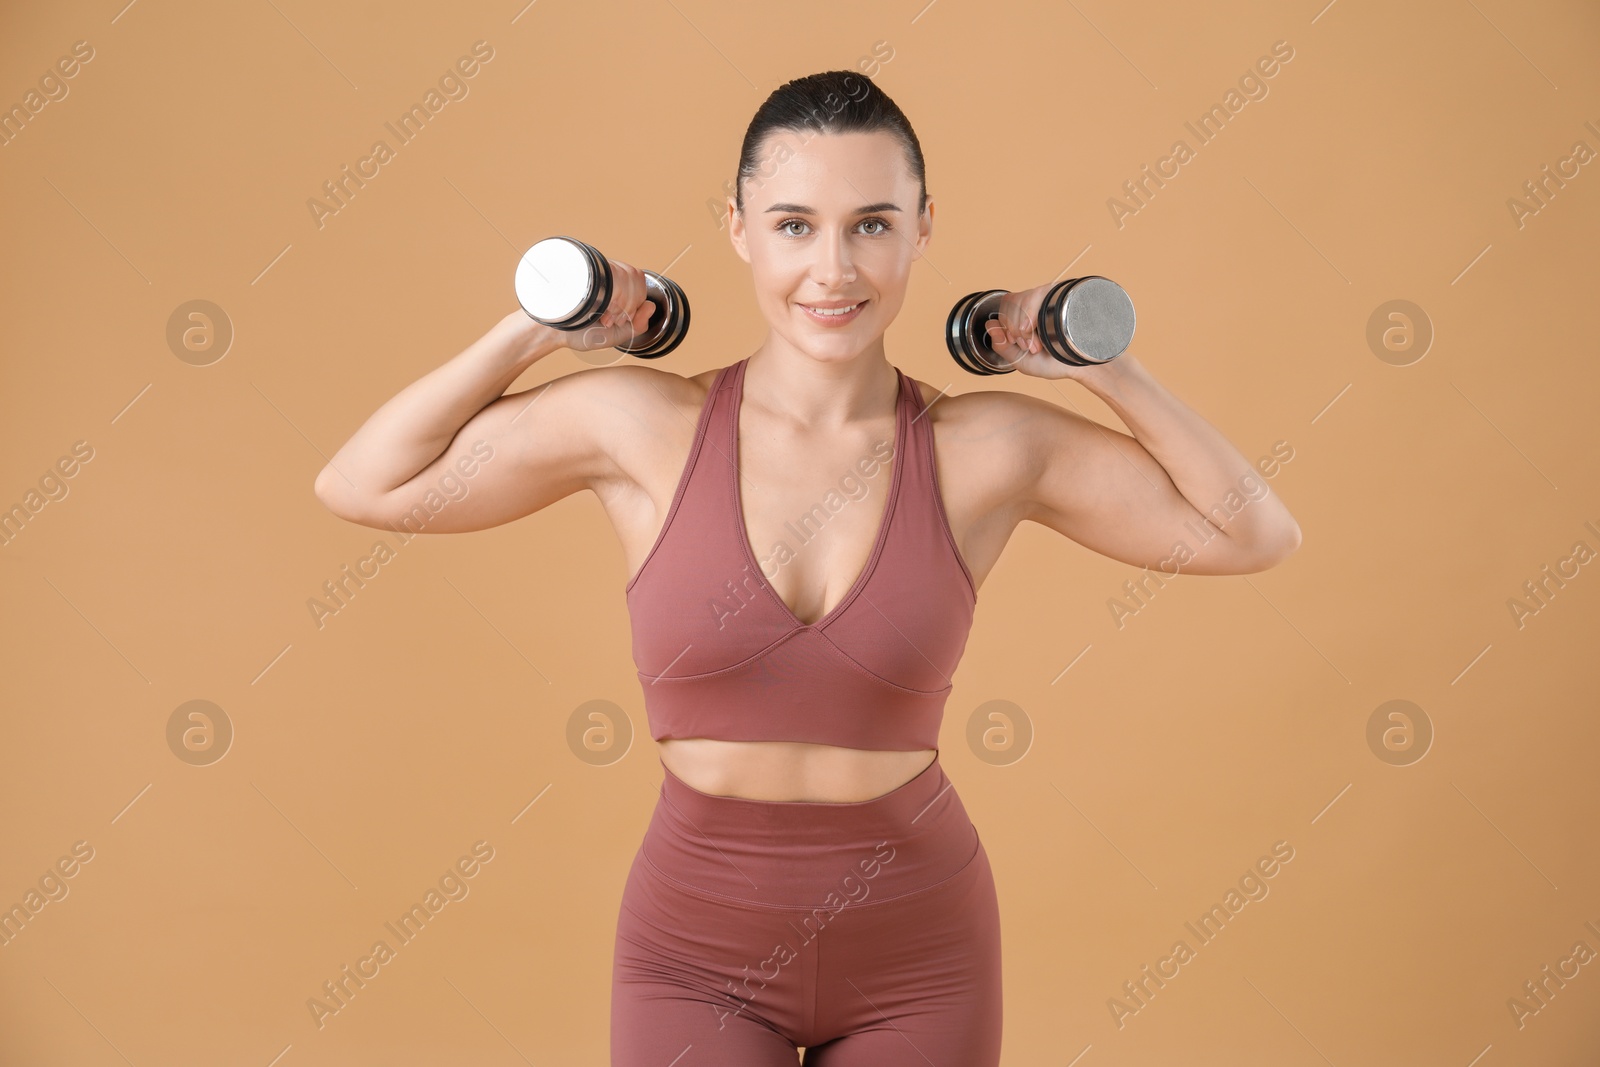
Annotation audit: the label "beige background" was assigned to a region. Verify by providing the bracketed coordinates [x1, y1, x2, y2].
[3, 0, 1598, 1063]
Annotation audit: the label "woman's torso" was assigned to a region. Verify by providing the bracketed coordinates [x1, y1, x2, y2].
[596, 358, 1030, 802]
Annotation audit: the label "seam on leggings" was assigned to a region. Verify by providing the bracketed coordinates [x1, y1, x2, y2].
[639, 831, 982, 913]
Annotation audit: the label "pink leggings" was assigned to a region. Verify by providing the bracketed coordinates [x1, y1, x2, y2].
[610, 753, 1003, 1065]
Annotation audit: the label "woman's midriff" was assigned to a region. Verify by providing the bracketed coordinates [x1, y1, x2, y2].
[656, 738, 939, 803]
[640, 747, 980, 909]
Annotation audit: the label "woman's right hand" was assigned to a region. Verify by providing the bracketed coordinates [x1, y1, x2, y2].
[562, 257, 657, 354]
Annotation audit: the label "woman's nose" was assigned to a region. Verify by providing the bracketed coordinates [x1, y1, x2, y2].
[810, 231, 855, 285]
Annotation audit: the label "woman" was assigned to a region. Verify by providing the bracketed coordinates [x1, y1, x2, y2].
[314, 70, 1300, 1065]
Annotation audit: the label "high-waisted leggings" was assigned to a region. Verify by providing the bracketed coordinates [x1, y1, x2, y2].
[610, 753, 1003, 1065]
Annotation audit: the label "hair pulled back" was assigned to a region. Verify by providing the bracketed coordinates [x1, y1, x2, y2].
[734, 70, 926, 217]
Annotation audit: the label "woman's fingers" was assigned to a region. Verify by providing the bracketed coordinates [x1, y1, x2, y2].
[1015, 286, 1047, 354]
[984, 318, 1010, 350]
[608, 261, 649, 333]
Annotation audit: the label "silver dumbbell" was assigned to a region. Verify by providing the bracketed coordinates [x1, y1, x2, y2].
[946, 276, 1135, 375]
[514, 236, 690, 359]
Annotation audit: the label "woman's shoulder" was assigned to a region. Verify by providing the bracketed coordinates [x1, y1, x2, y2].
[903, 370, 1038, 439]
[577, 359, 722, 417]
[902, 369, 1088, 497]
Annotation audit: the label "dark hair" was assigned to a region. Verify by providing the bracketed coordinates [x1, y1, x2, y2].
[735, 70, 926, 218]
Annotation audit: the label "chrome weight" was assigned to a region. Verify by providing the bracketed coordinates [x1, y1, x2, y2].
[945, 276, 1135, 374]
[514, 236, 691, 359]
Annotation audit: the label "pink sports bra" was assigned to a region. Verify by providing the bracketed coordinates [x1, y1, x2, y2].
[624, 356, 978, 752]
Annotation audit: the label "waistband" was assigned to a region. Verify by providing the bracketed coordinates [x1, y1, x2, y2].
[640, 752, 979, 909]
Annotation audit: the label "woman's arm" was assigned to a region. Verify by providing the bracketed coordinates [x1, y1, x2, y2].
[313, 310, 556, 510]
[313, 267, 657, 533]
[1011, 353, 1302, 576]
[974, 284, 1300, 576]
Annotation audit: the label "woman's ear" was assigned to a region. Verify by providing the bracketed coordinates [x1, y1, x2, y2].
[913, 194, 934, 257]
[727, 198, 751, 263]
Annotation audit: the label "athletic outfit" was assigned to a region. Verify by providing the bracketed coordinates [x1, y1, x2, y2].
[613, 356, 1000, 1064]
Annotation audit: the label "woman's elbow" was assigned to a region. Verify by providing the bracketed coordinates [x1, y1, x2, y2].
[313, 465, 370, 523]
[1260, 522, 1302, 568]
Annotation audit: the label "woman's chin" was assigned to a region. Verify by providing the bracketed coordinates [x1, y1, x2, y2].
[794, 337, 876, 363]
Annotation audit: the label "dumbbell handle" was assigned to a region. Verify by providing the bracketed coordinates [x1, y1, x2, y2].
[638, 273, 670, 327]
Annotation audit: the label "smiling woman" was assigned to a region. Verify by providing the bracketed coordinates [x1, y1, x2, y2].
[594, 71, 1017, 1066]
[313, 58, 1298, 1066]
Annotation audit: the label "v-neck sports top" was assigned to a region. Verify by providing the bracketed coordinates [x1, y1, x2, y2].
[623, 356, 978, 752]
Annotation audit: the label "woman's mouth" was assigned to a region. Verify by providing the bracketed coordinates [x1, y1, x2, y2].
[798, 300, 867, 326]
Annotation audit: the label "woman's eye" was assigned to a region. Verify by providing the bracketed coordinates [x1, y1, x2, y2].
[778, 218, 892, 238]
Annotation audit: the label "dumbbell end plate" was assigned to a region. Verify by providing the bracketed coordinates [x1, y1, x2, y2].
[515, 237, 601, 326]
[1051, 276, 1136, 365]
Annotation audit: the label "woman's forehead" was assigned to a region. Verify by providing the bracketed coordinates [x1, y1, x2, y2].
[748, 132, 915, 209]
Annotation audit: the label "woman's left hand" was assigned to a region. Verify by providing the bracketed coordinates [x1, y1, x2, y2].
[981, 284, 1121, 383]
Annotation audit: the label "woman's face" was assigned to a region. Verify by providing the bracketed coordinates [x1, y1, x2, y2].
[728, 129, 933, 365]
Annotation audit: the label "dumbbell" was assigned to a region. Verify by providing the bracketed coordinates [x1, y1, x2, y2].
[514, 236, 690, 359]
[945, 276, 1136, 375]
